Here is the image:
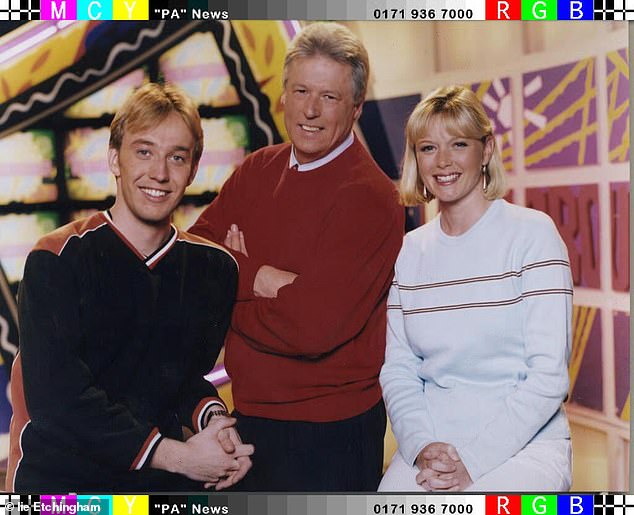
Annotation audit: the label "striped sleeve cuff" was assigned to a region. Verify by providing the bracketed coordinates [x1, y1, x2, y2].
[130, 428, 163, 471]
[193, 398, 227, 433]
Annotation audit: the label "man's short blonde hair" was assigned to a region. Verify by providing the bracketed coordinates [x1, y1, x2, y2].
[109, 82, 203, 169]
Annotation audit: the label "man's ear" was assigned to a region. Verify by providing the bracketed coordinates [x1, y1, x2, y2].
[108, 147, 121, 178]
[187, 164, 199, 186]
[352, 103, 363, 122]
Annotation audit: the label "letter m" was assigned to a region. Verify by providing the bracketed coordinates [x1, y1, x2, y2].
[51, 0, 67, 18]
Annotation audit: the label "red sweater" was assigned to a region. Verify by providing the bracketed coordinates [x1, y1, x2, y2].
[190, 137, 404, 421]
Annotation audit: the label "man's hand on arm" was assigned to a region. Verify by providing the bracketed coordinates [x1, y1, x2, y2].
[150, 417, 254, 488]
[224, 224, 248, 257]
[223, 224, 297, 299]
[253, 265, 298, 298]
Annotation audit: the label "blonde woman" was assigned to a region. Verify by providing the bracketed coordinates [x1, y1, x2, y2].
[379, 85, 572, 492]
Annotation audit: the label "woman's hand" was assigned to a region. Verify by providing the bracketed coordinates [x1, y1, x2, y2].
[415, 442, 473, 491]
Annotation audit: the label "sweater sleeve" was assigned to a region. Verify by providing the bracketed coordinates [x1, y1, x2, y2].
[379, 265, 436, 467]
[457, 215, 573, 482]
[19, 250, 163, 471]
[176, 253, 237, 433]
[231, 183, 404, 358]
[189, 154, 266, 301]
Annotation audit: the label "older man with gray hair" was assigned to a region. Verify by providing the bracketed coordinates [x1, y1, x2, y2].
[191, 22, 403, 491]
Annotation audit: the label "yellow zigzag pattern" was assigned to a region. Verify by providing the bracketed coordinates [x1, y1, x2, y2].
[607, 50, 630, 163]
[524, 59, 596, 167]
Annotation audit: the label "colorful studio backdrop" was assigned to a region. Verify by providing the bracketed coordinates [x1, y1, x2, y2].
[0, 21, 629, 491]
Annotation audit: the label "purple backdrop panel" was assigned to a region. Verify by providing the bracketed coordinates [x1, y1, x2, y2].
[526, 185, 600, 288]
[611, 181, 630, 292]
[607, 49, 630, 163]
[358, 94, 421, 180]
[523, 58, 598, 169]
[359, 95, 422, 233]
[570, 305, 602, 411]
[470, 78, 513, 172]
[613, 311, 630, 419]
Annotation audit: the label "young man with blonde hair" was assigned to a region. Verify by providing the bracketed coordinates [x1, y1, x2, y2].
[7, 83, 253, 492]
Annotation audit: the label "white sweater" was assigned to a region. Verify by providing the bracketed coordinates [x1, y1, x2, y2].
[380, 199, 573, 482]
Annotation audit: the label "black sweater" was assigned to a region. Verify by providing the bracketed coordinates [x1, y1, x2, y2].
[8, 212, 237, 492]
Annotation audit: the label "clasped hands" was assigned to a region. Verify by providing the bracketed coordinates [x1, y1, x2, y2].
[414, 442, 473, 492]
[177, 416, 254, 490]
[224, 224, 297, 298]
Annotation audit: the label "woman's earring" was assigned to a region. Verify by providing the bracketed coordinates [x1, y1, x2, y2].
[481, 164, 489, 192]
[422, 183, 434, 202]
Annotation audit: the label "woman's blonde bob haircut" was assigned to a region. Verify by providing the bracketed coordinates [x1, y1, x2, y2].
[109, 82, 204, 169]
[400, 85, 507, 206]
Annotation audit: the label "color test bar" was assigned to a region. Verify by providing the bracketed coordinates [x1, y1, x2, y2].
[1, 0, 632, 20]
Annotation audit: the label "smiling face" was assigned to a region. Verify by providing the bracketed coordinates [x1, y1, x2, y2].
[283, 55, 362, 164]
[415, 116, 493, 212]
[108, 111, 197, 230]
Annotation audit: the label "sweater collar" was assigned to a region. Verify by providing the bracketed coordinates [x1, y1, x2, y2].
[289, 132, 354, 172]
[102, 210, 178, 268]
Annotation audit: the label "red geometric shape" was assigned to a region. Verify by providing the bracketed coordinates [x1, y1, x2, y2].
[526, 185, 600, 288]
[611, 182, 629, 292]
[486, 0, 521, 19]
[486, 496, 522, 515]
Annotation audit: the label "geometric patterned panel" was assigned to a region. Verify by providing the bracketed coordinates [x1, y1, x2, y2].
[0, 212, 59, 284]
[187, 117, 249, 194]
[64, 69, 146, 118]
[159, 32, 240, 108]
[0, 265, 18, 428]
[614, 311, 630, 420]
[606, 48, 629, 163]
[526, 185, 601, 289]
[611, 182, 630, 292]
[64, 127, 114, 201]
[569, 305, 602, 411]
[232, 21, 295, 141]
[471, 78, 513, 172]
[0, 22, 91, 106]
[0, 362, 10, 465]
[0, 130, 57, 204]
[523, 58, 598, 169]
[0, 264, 17, 369]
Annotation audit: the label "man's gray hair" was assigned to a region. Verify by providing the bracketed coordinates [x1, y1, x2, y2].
[283, 22, 370, 105]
